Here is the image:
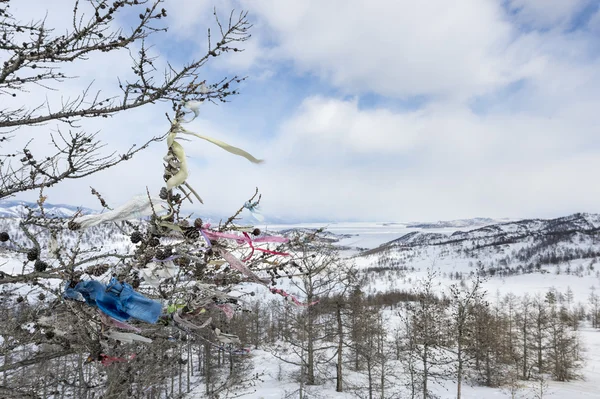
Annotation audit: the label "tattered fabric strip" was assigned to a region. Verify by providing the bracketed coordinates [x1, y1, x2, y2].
[166, 141, 189, 190]
[65, 278, 162, 324]
[179, 127, 264, 164]
[243, 201, 265, 222]
[241, 232, 290, 262]
[173, 311, 212, 330]
[201, 229, 246, 243]
[213, 303, 235, 320]
[201, 229, 290, 262]
[69, 196, 165, 229]
[139, 261, 179, 288]
[243, 233, 290, 262]
[201, 226, 289, 245]
[106, 331, 152, 343]
[213, 327, 241, 345]
[200, 230, 213, 248]
[99, 353, 136, 366]
[270, 287, 319, 307]
[218, 248, 269, 285]
[183, 327, 247, 355]
[99, 311, 141, 333]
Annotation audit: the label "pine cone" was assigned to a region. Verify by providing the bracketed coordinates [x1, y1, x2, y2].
[176, 256, 190, 267]
[67, 221, 80, 231]
[159, 187, 168, 200]
[148, 237, 160, 247]
[184, 227, 200, 240]
[27, 248, 39, 262]
[194, 218, 203, 229]
[142, 249, 156, 264]
[130, 231, 143, 244]
[179, 219, 190, 228]
[0, 232, 9, 242]
[155, 248, 171, 260]
[85, 264, 110, 277]
[252, 228, 261, 236]
[131, 272, 141, 289]
[34, 260, 48, 272]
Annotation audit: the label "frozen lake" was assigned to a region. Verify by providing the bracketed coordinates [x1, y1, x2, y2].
[265, 221, 488, 251]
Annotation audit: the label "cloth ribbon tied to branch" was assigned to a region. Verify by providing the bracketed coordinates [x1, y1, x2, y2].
[68, 196, 165, 229]
[165, 101, 264, 193]
[243, 200, 264, 222]
[270, 287, 319, 307]
[90, 353, 136, 366]
[138, 260, 179, 288]
[64, 277, 162, 324]
[200, 224, 289, 262]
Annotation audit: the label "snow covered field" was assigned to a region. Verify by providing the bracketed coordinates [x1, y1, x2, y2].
[3, 217, 599, 398]
[229, 221, 600, 399]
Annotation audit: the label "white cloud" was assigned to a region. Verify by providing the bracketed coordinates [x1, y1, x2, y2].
[506, 0, 592, 29]
[238, 0, 524, 100]
[6, 1, 600, 223]
[169, 91, 600, 221]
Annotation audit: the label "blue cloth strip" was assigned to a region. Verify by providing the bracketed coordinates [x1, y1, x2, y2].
[63, 278, 162, 323]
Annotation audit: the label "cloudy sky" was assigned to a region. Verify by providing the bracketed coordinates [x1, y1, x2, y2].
[8, 0, 600, 222]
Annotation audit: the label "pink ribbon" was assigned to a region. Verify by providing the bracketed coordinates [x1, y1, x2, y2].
[201, 229, 288, 244]
[99, 310, 141, 333]
[218, 248, 269, 285]
[241, 232, 290, 261]
[269, 287, 319, 307]
[100, 353, 136, 366]
[201, 230, 246, 243]
[213, 303, 235, 320]
[200, 228, 290, 262]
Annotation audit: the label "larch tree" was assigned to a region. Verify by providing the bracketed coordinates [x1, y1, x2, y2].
[0, 1, 305, 397]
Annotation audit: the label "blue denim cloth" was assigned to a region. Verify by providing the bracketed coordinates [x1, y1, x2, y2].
[63, 278, 162, 323]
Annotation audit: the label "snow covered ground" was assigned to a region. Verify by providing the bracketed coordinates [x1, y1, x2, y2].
[232, 325, 600, 399]
[214, 221, 600, 399]
[3, 217, 599, 397]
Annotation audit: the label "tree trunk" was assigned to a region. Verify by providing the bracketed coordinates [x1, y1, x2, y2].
[422, 345, 428, 399]
[336, 302, 343, 392]
[307, 297, 315, 385]
[457, 337, 463, 399]
[522, 327, 528, 380]
[367, 357, 373, 399]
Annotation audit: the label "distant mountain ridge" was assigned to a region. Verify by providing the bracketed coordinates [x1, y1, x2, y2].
[369, 212, 600, 253]
[404, 217, 509, 229]
[0, 199, 288, 224]
[0, 200, 96, 218]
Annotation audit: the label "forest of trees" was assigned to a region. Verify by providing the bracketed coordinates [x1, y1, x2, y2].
[1, 256, 586, 399]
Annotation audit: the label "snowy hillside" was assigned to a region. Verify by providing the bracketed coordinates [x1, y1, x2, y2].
[372, 212, 600, 250]
[404, 217, 509, 229]
[354, 213, 600, 302]
[154, 213, 600, 399]
[242, 214, 600, 399]
[3, 210, 600, 399]
[0, 200, 95, 218]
